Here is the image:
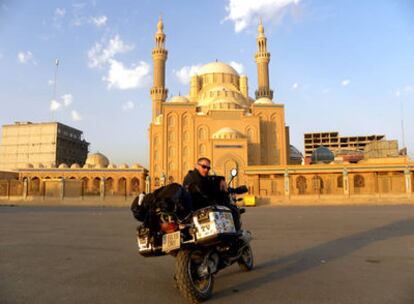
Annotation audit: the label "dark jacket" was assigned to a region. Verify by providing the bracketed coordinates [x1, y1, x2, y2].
[183, 170, 214, 209]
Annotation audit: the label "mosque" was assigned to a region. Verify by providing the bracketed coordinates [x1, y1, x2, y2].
[149, 18, 290, 188]
[148, 17, 413, 198]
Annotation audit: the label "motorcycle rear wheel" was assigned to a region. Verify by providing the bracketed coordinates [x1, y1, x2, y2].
[238, 244, 254, 271]
[175, 249, 214, 303]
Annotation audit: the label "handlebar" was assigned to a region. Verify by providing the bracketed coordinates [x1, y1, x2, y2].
[228, 185, 248, 195]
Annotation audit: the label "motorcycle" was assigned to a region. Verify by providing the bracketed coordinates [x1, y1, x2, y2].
[135, 168, 253, 303]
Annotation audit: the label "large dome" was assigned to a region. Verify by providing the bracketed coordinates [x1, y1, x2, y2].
[85, 152, 110, 168]
[198, 62, 238, 76]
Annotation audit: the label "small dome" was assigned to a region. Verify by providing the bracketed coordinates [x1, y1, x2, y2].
[311, 146, 335, 164]
[254, 97, 273, 105]
[198, 62, 238, 76]
[213, 127, 244, 139]
[34, 163, 44, 169]
[58, 163, 68, 168]
[85, 152, 109, 168]
[45, 162, 55, 168]
[169, 95, 190, 103]
[107, 163, 117, 169]
[70, 163, 80, 169]
[21, 163, 34, 169]
[131, 163, 143, 169]
[118, 163, 129, 169]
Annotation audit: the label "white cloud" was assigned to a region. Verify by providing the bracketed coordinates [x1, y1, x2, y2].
[122, 101, 135, 111]
[54, 8, 66, 18]
[395, 84, 414, 97]
[50, 99, 61, 112]
[62, 94, 73, 107]
[103, 59, 150, 90]
[52, 8, 66, 29]
[291, 82, 299, 89]
[229, 61, 244, 74]
[48, 80, 55, 86]
[341, 79, 350, 86]
[71, 110, 81, 121]
[174, 64, 202, 84]
[91, 15, 107, 27]
[225, 0, 300, 33]
[17, 51, 35, 64]
[87, 35, 133, 68]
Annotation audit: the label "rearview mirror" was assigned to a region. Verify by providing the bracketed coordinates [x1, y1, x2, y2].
[230, 168, 238, 177]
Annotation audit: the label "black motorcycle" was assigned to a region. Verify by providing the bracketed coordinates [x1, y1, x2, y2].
[135, 169, 253, 303]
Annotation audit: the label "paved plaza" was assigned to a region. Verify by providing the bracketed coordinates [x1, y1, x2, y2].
[1, 204, 413, 304]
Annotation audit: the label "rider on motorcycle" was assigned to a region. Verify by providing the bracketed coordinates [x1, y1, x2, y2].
[183, 157, 241, 231]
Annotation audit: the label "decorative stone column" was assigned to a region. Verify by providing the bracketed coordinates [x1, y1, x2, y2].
[284, 169, 290, 198]
[23, 178, 29, 200]
[100, 177, 105, 201]
[145, 176, 151, 194]
[404, 168, 412, 195]
[60, 178, 65, 200]
[343, 169, 349, 197]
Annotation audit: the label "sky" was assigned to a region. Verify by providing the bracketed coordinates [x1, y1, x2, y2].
[0, 0, 413, 168]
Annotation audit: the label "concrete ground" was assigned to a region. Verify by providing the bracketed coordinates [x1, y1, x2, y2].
[1, 205, 413, 304]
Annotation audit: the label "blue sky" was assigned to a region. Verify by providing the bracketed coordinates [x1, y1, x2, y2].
[0, 0, 413, 167]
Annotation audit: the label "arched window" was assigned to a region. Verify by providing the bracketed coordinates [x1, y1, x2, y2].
[167, 114, 175, 126]
[337, 176, 343, 188]
[312, 176, 324, 194]
[131, 178, 140, 193]
[199, 144, 206, 155]
[154, 177, 160, 187]
[168, 176, 174, 184]
[92, 177, 101, 194]
[105, 177, 114, 194]
[354, 175, 365, 188]
[198, 127, 207, 140]
[296, 176, 307, 195]
[118, 178, 127, 195]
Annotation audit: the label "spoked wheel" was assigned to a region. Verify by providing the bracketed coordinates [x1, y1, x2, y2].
[175, 249, 214, 303]
[238, 244, 254, 271]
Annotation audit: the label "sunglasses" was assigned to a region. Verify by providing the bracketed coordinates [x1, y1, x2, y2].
[198, 163, 211, 170]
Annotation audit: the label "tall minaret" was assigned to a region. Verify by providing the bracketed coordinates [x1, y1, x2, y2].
[255, 20, 273, 100]
[150, 17, 168, 121]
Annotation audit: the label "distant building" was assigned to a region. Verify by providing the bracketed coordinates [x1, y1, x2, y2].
[304, 131, 385, 158]
[0, 121, 89, 170]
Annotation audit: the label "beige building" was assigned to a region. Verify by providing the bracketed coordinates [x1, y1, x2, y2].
[149, 18, 289, 188]
[11, 152, 147, 198]
[304, 131, 385, 158]
[0, 121, 89, 170]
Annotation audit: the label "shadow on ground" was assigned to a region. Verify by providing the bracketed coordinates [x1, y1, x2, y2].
[214, 217, 414, 300]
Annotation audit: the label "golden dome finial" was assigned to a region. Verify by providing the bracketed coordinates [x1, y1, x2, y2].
[157, 15, 164, 33]
[258, 17, 264, 35]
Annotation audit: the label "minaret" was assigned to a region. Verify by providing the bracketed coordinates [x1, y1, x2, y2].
[151, 17, 168, 121]
[255, 20, 273, 100]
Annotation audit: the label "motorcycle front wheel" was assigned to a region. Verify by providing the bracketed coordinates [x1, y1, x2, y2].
[175, 249, 214, 303]
[238, 244, 254, 271]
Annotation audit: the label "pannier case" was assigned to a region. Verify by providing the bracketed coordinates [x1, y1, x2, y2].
[193, 206, 236, 245]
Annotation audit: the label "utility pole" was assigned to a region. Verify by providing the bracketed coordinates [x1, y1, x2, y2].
[51, 58, 59, 121]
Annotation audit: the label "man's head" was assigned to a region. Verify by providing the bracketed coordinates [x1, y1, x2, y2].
[196, 157, 211, 177]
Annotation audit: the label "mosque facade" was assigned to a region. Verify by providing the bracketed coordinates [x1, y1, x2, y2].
[149, 18, 290, 188]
